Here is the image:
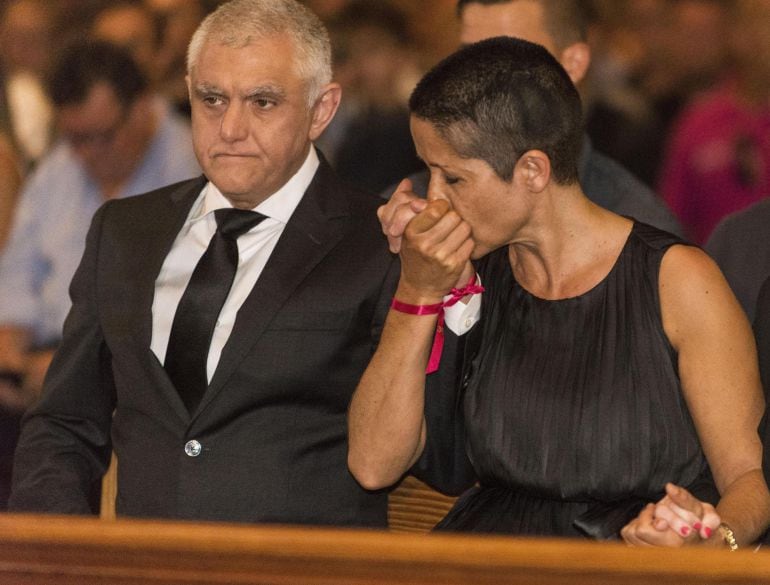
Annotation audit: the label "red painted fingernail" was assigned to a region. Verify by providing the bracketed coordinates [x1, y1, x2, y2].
[704, 527, 712, 538]
[680, 526, 691, 537]
[694, 522, 702, 531]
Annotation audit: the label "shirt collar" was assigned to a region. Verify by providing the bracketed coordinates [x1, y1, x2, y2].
[194, 146, 320, 223]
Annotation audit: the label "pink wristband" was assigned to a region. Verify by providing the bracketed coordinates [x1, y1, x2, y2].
[390, 275, 484, 373]
[390, 299, 443, 315]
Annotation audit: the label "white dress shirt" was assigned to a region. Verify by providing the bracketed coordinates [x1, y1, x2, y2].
[151, 146, 480, 382]
[151, 148, 319, 381]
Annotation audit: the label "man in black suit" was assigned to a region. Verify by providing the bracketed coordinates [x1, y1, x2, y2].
[9, 0, 400, 526]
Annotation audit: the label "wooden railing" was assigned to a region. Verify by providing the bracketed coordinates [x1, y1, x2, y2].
[0, 513, 768, 585]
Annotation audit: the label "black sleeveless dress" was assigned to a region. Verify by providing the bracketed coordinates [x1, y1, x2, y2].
[434, 222, 714, 538]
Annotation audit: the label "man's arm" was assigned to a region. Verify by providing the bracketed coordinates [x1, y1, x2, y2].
[9, 204, 116, 515]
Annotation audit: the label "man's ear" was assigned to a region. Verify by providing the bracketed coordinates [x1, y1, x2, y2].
[309, 83, 342, 141]
[515, 150, 551, 193]
[558, 42, 591, 86]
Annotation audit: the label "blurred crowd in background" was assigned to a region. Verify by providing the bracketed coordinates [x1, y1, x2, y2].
[1, 0, 768, 243]
[0, 0, 769, 503]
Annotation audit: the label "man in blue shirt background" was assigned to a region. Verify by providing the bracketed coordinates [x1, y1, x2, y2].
[0, 40, 200, 414]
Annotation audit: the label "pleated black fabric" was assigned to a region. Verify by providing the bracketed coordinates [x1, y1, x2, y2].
[437, 222, 711, 537]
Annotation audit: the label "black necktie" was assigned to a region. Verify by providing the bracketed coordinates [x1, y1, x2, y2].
[165, 208, 266, 412]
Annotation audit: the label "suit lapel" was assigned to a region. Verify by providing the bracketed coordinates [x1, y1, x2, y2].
[130, 178, 207, 349]
[196, 161, 350, 415]
[116, 177, 206, 422]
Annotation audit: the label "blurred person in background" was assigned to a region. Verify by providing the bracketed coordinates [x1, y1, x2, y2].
[0, 132, 21, 252]
[707, 196, 770, 324]
[661, 0, 770, 246]
[0, 40, 199, 415]
[392, 0, 460, 69]
[392, 0, 682, 236]
[143, 0, 219, 116]
[0, 130, 22, 510]
[693, 0, 770, 322]
[635, 0, 729, 117]
[626, 0, 731, 188]
[320, 0, 423, 194]
[0, 1, 56, 506]
[301, 0, 349, 20]
[91, 1, 161, 83]
[0, 133, 21, 505]
[582, 0, 662, 187]
[0, 0, 58, 170]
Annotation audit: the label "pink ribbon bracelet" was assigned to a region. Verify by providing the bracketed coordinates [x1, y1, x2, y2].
[390, 276, 484, 373]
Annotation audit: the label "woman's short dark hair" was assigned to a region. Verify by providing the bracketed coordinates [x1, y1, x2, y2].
[409, 35, 583, 184]
[47, 39, 148, 109]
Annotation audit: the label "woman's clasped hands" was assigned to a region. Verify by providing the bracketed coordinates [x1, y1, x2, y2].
[622, 483, 722, 547]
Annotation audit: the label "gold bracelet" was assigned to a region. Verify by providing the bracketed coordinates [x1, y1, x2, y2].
[718, 523, 738, 551]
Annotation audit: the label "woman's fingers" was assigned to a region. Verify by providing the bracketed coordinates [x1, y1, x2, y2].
[621, 504, 680, 547]
[653, 500, 700, 540]
[378, 179, 427, 253]
[648, 484, 721, 542]
[622, 486, 723, 548]
[662, 483, 721, 540]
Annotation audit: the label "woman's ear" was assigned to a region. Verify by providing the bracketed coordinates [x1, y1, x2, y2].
[515, 150, 551, 193]
[309, 83, 342, 141]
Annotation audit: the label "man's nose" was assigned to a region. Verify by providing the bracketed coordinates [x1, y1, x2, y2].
[219, 102, 249, 141]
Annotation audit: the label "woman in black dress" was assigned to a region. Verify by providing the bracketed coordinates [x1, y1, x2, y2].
[349, 37, 770, 549]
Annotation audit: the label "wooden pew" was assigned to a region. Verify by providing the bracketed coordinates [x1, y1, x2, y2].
[100, 456, 458, 532]
[387, 475, 457, 533]
[0, 513, 768, 585]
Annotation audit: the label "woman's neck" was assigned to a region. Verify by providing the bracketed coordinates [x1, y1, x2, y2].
[507, 192, 633, 300]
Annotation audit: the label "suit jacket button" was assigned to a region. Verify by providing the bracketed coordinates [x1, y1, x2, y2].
[184, 440, 202, 457]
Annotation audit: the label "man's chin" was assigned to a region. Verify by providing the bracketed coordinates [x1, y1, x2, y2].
[213, 182, 269, 208]
[207, 174, 255, 196]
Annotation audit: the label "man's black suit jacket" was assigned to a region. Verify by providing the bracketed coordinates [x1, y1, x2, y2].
[9, 160, 401, 527]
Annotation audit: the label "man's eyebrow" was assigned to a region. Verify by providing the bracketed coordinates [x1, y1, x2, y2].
[244, 84, 287, 100]
[192, 83, 223, 96]
[191, 83, 289, 102]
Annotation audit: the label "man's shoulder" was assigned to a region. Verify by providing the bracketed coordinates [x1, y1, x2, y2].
[107, 176, 204, 214]
[714, 198, 770, 232]
[706, 199, 770, 255]
[302, 165, 394, 269]
[582, 146, 652, 198]
[581, 147, 683, 236]
[126, 175, 204, 198]
[314, 158, 387, 220]
[346, 183, 390, 220]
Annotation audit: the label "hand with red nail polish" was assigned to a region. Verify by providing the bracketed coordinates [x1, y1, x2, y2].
[621, 483, 721, 547]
